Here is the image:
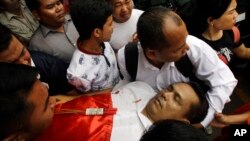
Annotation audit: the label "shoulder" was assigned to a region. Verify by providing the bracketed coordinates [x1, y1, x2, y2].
[132, 9, 144, 16]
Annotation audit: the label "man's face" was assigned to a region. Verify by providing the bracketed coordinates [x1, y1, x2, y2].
[110, 0, 133, 23]
[36, 0, 65, 28]
[100, 15, 114, 42]
[153, 18, 189, 63]
[144, 82, 200, 122]
[0, 35, 31, 65]
[27, 80, 56, 138]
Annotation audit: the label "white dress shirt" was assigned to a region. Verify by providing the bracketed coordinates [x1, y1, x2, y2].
[117, 35, 238, 127]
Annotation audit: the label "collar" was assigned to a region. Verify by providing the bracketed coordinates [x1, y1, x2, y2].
[77, 40, 105, 55]
[40, 14, 71, 37]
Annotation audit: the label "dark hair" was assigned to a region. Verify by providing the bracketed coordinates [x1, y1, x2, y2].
[140, 119, 209, 141]
[137, 6, 184, 51]
[25, 0, 41, 12]
[0, 23, 12, 52]
[186, 81, 209, 124]
[0, 63, 39, 140]
[70, 0, 113, 41]
[186, 0, 232, 36]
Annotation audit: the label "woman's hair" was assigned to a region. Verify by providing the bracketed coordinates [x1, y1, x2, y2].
[186, 0, 232, 36]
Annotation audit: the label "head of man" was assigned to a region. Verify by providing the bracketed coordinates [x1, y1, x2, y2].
[140, 119, 209, 141]
[0, 63, 56, 141]
[0, 23, 31, 65]
[137, 6, 189, 68]
[25, 0, 65, 29]
[70, 0, 113, 41]
[0, 0, 21, 13]
[106, 0, 133, 23]
[142, 81, 208, 124]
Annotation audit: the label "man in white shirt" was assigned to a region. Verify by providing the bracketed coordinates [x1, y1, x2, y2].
[117, 6, 238, 128]
[36, 81, 208, 141]
[107, 0, 143, 52]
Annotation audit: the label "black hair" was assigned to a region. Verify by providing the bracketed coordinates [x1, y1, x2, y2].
[137, 6, 184, 51]
[140, 119, 209, 141]
[186, 81, 209, 124]
[25, 0, 41, 12]
[0, 23, 12, 52]
[186, 0, 232, 36]
[70, 0, 113, 40]
[0, 63, 39, 140]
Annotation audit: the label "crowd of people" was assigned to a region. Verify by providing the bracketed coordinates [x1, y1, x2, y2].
[0, 0, 249, 140]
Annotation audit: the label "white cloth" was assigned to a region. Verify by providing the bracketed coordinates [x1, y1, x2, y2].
[117, 35, 238, 127]
[67, 42, 120, 92]
[110, 9, 143, 52]
[111, 81, 155, 141]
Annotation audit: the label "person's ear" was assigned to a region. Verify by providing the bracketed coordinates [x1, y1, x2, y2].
[32, 10, 40, 21]
[145, 49, 157, 61]
[93, 28, 102, 38]
[207, 17, 214, 27]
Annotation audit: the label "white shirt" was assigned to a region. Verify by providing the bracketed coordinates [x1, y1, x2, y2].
[111, 81, 155, 141]
[110, 9, 143, 52]
[117, 35, 238, 127]
[67, 42, 120, 92]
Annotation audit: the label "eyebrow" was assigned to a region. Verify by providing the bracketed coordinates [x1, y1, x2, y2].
[44, 94, 50, 112]
[171, 85, 183, 105]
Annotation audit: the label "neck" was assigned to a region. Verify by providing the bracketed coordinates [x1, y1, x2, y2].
[77, 39, 103, 55]
[42, 23, 65, 32]
[144, 52, 164, 69]
[202, 26, 223, 41]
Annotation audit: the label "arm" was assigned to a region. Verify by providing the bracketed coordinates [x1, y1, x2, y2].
[234, 43, 250, 59]
[215, 111, 250, 125]
[187, 35, 238, 127]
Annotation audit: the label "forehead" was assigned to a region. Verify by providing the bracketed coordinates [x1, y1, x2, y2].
[162, 17, 188, 50]
[39, 0, 57, 5]
[172, 83, 199, 104]
[0, 35, 23, 62]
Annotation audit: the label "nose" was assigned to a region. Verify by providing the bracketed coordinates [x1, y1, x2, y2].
[161, 92, 170, 101]
[121, 4, 129, 12]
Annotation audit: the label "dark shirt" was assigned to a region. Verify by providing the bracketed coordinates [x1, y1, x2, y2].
[30, 51, 73, 95]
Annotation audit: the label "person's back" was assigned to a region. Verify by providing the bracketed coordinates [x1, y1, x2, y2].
[25, 0, 79, 63]
[0, 63, 56, 141]
[0, 0, 38, 45]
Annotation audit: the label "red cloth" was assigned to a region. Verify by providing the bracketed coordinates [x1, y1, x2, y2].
[36, 93, 116, 141]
